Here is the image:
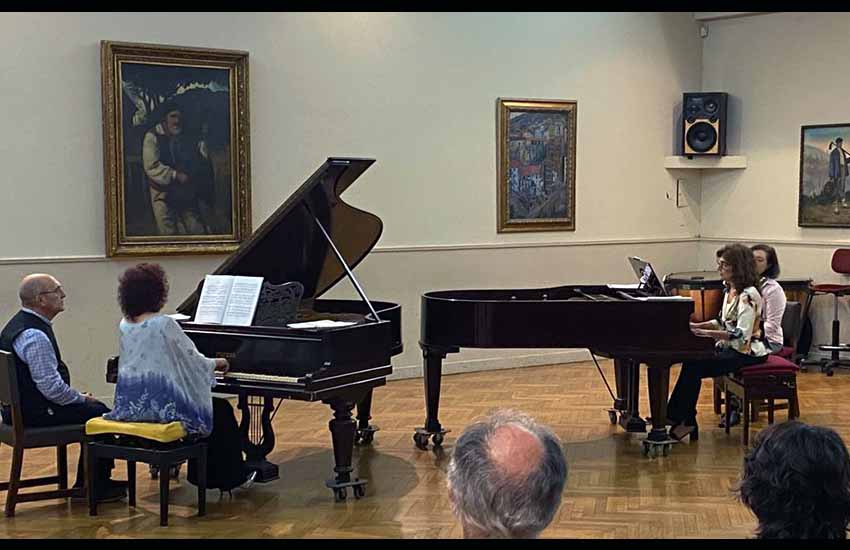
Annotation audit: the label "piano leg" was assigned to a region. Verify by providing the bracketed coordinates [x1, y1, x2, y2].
[324, 395, 368, 502]
[414, 344, 453, 450]
[612, 358, 646, 433]
[643, 363, 674, 458]
[237, 393, 279, 482]
[354, 389, 378, 446]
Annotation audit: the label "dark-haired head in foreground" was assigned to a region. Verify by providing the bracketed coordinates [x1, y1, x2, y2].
[739, 420, 850, 539]
[117, 263, 169, 320]
[446, 409, 568, 538]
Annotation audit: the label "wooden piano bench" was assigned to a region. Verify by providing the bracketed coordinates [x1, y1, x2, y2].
[84, 418, 207, 526]
[721, 355, 801, 446]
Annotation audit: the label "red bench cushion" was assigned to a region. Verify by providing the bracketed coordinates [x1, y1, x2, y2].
[776, 346, 795, 359]
[739, 354, 799, 377]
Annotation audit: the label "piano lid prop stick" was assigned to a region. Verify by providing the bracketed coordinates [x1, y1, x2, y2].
[589, 351, 618, 402]
[308, 205, 382, 323]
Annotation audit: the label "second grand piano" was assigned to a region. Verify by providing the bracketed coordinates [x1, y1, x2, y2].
[416, 285, 714, 457]
[172, 158, 401, 500]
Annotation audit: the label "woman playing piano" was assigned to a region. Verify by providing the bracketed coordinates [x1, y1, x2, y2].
[105, 263, 256, 492]
[666, 244, 769, 442]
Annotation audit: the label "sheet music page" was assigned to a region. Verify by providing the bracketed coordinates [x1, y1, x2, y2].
[221, 276, 264, 326]
[194, 275, 234, 324]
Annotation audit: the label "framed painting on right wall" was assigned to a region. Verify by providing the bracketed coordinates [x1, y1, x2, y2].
[799, 123, 850, 227]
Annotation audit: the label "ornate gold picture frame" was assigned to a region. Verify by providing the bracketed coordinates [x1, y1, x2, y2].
[497, 98, 576, 233]
[101, 41, 251, 257]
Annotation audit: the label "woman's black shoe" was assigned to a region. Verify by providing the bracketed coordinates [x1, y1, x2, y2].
[669, 422, 699, 442]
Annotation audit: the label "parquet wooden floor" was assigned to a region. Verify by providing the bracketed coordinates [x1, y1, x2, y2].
[0, 359, 846, 539]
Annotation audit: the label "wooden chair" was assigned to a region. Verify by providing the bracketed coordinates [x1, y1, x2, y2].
[713, 300, 803, 417]
[0, 350, 85, 517]
[721, 302, 803, 445]
[85, 418, 207, 527]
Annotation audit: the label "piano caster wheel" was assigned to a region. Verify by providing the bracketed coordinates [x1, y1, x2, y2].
[353, 484, 365, 499]
[356, 430, 375, 446]
[413, 433, 430, 450]
[432, 433, 444, 448]
[662, 444, 670, 457]
[827, 368, 835, 377]
[149, 463, 181, 480]
[608, 411, 618, 425]
[334, 487, 347, 502]
[640, 444, 649, 457]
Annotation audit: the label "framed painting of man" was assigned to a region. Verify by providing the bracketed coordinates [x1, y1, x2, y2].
[497, 98, 576, 233]
[101, 41, 251, 256]
[799, 123, 850, 228]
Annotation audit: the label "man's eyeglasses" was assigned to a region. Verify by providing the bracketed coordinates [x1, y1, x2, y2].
[38, 287, 64, 297]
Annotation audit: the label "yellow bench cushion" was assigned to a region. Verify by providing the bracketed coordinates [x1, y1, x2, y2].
[85, 417, 188, 443]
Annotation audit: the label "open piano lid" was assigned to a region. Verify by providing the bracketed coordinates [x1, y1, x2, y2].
[177, 157, 380, 316]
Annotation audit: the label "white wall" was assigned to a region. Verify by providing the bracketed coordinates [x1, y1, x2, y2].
[0, 12, 703, 400]
[700, 12, 850, 353]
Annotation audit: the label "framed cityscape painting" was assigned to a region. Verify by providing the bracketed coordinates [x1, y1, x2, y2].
[799, 123, 850, 228]
[497, 98, 576, 233]
[101, 40, 252, 256]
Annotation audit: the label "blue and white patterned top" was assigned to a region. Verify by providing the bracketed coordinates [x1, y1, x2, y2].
[104, 315, 217, 436]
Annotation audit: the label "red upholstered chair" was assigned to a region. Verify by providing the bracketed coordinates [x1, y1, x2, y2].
[801, 248, 850, 376]
[721, 302, 802, 446]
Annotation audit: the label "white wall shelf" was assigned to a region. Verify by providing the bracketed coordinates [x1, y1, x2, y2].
[664, 155, 747, 169]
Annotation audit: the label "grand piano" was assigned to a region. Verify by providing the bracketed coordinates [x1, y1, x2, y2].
[109, 158, 402, 501]
[416, 285, 714, 457]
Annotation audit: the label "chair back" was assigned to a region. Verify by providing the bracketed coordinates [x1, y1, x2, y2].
[0, 351, 20, 408]
[782, 301, 802, 350]
[831, 249, 850, 275]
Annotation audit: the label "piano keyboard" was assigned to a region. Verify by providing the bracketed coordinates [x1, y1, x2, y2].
[218, 372, 302, 384]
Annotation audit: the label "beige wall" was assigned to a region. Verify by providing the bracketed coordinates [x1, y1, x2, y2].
[0, 12, 704, 401]
[699, 12, 850, 355]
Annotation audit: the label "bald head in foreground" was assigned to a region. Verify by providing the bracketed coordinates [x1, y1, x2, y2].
[446, 409, 568, 539]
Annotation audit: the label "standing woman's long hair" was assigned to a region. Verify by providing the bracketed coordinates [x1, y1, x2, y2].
[716, 243, 759, 293]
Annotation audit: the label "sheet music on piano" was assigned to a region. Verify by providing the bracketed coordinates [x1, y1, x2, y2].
[194, 275, 264, 326]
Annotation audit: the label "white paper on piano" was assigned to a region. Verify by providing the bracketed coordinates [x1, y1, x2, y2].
[168, 313, 191, 321]
[632, 295, 692, 301]
[194, 274, 264, 326]
[608, 283, 640, 290]
[287, 319, 356, 329]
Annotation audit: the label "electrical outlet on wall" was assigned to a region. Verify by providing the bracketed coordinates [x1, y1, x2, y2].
[676, 179, 688, 208]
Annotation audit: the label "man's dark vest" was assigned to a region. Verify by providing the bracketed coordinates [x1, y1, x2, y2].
[0, 310, 71, 421]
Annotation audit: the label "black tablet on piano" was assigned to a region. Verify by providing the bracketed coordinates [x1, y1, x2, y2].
[627, 256, 669, 296]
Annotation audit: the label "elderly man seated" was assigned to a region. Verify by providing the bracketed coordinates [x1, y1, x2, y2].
[446, 409, 568, 539]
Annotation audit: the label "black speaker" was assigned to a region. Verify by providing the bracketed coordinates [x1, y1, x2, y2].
[682, 92, 727, 156]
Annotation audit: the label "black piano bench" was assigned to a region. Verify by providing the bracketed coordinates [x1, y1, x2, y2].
[84, 418, 207, 527]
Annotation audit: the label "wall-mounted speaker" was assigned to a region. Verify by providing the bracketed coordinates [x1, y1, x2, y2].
[682, 92, 727, 156]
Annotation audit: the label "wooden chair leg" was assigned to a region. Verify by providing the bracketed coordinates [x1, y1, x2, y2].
[159, 460, 170, 526]
[87, 442, 98, 517]
[127, 461, 136, 507]
[724, 386, 732, 435]
[767, 398, 775, 424]
[751, 400, 760, 422]
[57, 444, 68, 490]
[196, 448, 206, 517]
[713, 378, 722, 414]
[743, 391, 750, 447]
[5, 446, 24, 517]
[790, 386, 801, 419]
